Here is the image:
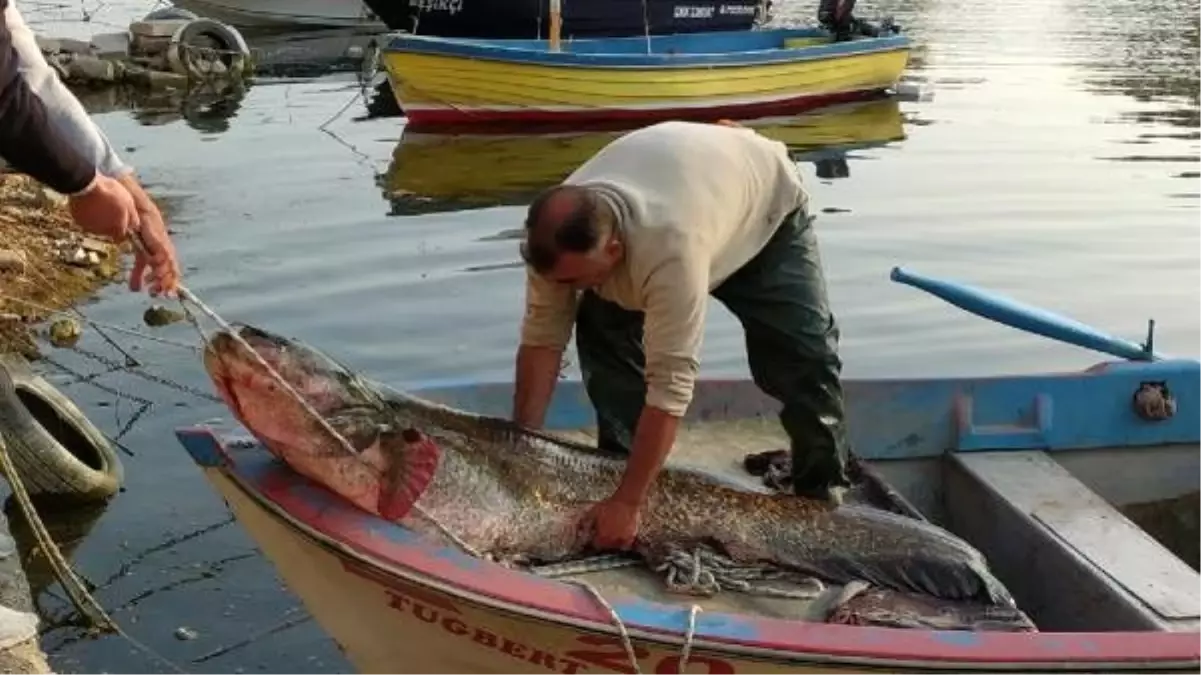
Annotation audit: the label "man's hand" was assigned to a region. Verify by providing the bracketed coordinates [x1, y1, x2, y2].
[117, 173, 180, 297]
[580, 495, 642, 550]
[67, 173, 137, 242]
[580, 404, 681, 550]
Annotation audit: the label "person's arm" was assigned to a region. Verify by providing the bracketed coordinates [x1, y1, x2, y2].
[5, 0, 132, 179]
[513, 268, 578, 428]
[609, 256, 707, 507]
[0, 4, 96, 195]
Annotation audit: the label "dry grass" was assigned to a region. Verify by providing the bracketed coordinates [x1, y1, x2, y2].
[0, 172, 129, 358]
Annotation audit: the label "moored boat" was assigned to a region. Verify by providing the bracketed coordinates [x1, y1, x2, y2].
[379, 23, 912, 129]
[175, 267, 1200, 673]
[167, 0, 387, 29]
[382, 96, 907, 213]
[362, 0, 767, 39]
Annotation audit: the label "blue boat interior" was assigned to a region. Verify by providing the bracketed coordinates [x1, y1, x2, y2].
[400, 269, 1200, 634]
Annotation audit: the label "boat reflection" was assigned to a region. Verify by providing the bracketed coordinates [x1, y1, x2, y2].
[381, 96, 908, 215]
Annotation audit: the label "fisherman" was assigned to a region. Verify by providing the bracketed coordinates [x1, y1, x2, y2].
[0, 0, 179, 296]
[511, 119, 851, 552]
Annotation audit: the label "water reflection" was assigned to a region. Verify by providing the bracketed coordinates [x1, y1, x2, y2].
[243, 27, 385, 79]
[4, 497, 108, 629]
[1063, 0, 1199, 126]
[381, 96, 909, 215]
[74, 80, 248, 134]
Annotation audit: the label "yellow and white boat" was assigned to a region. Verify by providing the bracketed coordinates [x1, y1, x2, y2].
[379, 25, 912, 129]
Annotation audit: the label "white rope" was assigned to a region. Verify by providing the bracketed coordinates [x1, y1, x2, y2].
[570, 579, 705, 675]
[0, 435, 189, 673]
[654, 545, 825, 600]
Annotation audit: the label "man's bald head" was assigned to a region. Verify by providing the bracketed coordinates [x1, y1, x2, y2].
[520, 185, 613, 274]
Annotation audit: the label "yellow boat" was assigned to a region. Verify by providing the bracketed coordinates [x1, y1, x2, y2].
[383, 97, 907, 212]
[379, 26, 912, 129]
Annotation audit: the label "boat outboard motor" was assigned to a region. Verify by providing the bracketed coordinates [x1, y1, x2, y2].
[818, 0, 857, 40]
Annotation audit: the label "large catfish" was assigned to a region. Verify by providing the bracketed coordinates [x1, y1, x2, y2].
[202, 324, 1020, 612]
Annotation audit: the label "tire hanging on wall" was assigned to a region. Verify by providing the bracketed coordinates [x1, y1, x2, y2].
[0, 355, 124, 504]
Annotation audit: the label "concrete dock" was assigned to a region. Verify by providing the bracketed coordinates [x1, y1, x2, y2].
[0, 511, 50, 674]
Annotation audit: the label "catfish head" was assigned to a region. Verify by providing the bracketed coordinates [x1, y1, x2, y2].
[202, 323, 439, 520]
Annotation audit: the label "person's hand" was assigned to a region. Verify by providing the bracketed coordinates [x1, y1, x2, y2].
[67, 172, 181, 297]
[579, 495, 642, 551]
[67, 173, 138, 242]
[118, 174, 180, 297]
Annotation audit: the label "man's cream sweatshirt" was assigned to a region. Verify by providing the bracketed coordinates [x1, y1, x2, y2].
[520, 120, 808, 417]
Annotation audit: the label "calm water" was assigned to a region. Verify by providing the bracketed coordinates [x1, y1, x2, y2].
[10, 0, 1200, 670]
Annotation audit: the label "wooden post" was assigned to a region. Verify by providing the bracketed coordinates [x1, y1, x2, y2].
[549, 0, 562, 51]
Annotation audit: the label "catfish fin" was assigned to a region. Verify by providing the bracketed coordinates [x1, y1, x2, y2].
[376, 428, 441, 521]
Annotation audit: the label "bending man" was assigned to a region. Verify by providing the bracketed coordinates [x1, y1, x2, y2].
[0, 0, 179, 295]
[512, 120, 851, 551]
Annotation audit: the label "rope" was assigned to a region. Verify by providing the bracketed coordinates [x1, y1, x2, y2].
[0, 435, 189, 673]
[653, 545, 825, 600]
[0, 292, 203, 352]
[569, 579, 704, 675]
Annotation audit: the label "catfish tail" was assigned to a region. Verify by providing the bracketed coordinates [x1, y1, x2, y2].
[762, 503, 1017, 607]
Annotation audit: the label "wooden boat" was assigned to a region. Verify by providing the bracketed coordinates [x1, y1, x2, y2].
[359, 0, 765, 39]
[174, 267, 1200, 673]
[383, 97, 907, 213]
[379, 25, 912, 128]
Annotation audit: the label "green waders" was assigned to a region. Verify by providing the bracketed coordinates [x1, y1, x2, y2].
[573, 206, 852, 498]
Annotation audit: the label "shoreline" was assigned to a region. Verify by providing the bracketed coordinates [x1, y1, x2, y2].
[0, 171, 129, 359]
[0, 170, 135, 674]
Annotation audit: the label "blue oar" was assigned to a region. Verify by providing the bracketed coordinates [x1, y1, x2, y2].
[889, 266, 1161, 362]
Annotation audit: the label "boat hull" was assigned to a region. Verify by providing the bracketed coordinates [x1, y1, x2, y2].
[360, 0, 762, 38]
[380, 29, 912, 127]
[170, 0, 385, 28]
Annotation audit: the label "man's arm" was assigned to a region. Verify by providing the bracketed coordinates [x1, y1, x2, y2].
[608, 256, 707, 507]
[5, 0, 132, 180]
[513, 268, 578, 428]
[513, 344, 563, 428]
[0, 2, 95, 195]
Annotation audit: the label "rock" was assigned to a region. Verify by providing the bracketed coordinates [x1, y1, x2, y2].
[143, 305, 186, 327]
[65, 54, 117, 82]
[36, 186, 67, 208]
[130, 33, 172, 58]
[0, 249, 26, 274]
[90, 31, 131, 59]
[129, 19, 191, 38]
[47, 318, 82, 348]
[61, 246, 100, 267]
[125, 67, 188, 90]
[35, 36, 93, 55]
[78, 236, 113, 256]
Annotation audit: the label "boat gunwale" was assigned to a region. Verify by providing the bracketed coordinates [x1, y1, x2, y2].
[175, 411, 1201, 668]
[381, 27, 912, 70]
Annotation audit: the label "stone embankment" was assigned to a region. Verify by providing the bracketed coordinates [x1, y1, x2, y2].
[36, 12, 252, 91]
